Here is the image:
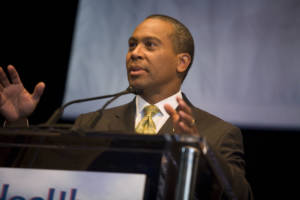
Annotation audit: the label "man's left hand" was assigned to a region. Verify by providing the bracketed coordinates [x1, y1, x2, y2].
[164, 97, 198, 135]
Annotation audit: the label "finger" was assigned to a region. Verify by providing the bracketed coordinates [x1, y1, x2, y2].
[7, 65, 22, 84]
[32, 82, 46, 102]
[179, 121, 198, 136]
[164, 104, 180, 123]
[164, 104, 176, 116]
[176, 97, 192, 115]
[179, 121, 192, 132]
[178, 110, 196, 127]
[0, 66, 11, 87]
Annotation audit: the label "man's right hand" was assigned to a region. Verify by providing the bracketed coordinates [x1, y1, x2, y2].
[0, 65, 45, 122]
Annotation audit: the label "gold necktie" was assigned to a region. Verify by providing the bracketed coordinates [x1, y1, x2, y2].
[135, 105, 160, 134]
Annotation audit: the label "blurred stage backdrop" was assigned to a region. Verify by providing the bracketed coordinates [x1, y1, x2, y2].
[63, 0, 300, 129]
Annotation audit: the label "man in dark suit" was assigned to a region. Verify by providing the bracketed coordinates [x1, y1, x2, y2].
[0, 15, 253, 199]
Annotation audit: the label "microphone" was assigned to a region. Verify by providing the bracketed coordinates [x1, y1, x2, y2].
[88, 86, 143, 128]
[45, 86, 142, 126]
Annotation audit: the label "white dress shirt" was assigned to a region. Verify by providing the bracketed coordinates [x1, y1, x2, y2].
[135, 91, 182, 133]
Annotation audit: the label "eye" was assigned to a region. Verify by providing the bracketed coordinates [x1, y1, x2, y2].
[128, 41, 137, 51]
[145, 41, 155, 49]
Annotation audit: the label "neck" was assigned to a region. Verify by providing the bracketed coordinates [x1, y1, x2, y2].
[141, 87, 180, 104]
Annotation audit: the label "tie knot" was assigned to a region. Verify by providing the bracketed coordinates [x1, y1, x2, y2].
[143, 105, 160, 117]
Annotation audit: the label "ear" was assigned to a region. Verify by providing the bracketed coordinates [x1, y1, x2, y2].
[176, 53, 191, 73]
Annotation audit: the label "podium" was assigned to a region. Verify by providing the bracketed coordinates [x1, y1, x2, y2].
[0, 126, 205, 200]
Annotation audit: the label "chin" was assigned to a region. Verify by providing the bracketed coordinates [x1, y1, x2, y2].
[128, 80, 146, 90]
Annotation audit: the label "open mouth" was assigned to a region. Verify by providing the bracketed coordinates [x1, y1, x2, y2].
[129, 66, 146, 75]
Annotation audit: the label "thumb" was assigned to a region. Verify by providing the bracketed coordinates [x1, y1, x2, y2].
[32, 82, 46, 102]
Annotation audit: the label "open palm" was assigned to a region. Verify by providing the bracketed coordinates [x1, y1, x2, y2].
[0, 65, 45, 121]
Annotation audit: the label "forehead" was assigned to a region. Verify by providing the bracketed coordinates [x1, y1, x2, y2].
[131, 18, 174, 41]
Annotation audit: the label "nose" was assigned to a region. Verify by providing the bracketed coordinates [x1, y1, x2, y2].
[130, 44, 143, 61]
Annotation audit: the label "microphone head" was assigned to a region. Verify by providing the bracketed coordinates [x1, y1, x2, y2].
[127, 86, 143, 95]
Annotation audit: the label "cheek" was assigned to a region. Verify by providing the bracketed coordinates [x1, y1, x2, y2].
[125, 53, 130, 64]
[156, 55, 177, 71]
[152, 53, 171, 65]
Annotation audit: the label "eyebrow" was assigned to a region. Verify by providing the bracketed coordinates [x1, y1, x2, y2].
[128, 36, 162, 44]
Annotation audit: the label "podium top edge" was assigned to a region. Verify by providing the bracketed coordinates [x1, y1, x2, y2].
[0, 127, 202, 145]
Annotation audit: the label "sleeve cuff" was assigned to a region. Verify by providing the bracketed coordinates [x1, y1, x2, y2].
[3, 118, 29, 128]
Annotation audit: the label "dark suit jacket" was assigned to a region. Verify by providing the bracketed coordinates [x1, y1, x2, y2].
[74, 95, 253, 200]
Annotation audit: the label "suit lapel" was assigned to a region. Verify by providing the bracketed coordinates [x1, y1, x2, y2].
[113, 99, 136, 133]
[158, 117, 174, 134]
[125, 100, 136, 133]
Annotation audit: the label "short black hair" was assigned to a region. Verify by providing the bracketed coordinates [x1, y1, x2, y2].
[145, 14, 194, 81]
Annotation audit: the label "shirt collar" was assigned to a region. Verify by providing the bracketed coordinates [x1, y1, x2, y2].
[136, 90, 182, 117]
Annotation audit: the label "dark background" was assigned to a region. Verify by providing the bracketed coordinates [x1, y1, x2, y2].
[1, 1, 299, 199]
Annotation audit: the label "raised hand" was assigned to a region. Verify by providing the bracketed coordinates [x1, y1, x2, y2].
[0, 65, 45, 122]
[164, 96, 198, 135]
